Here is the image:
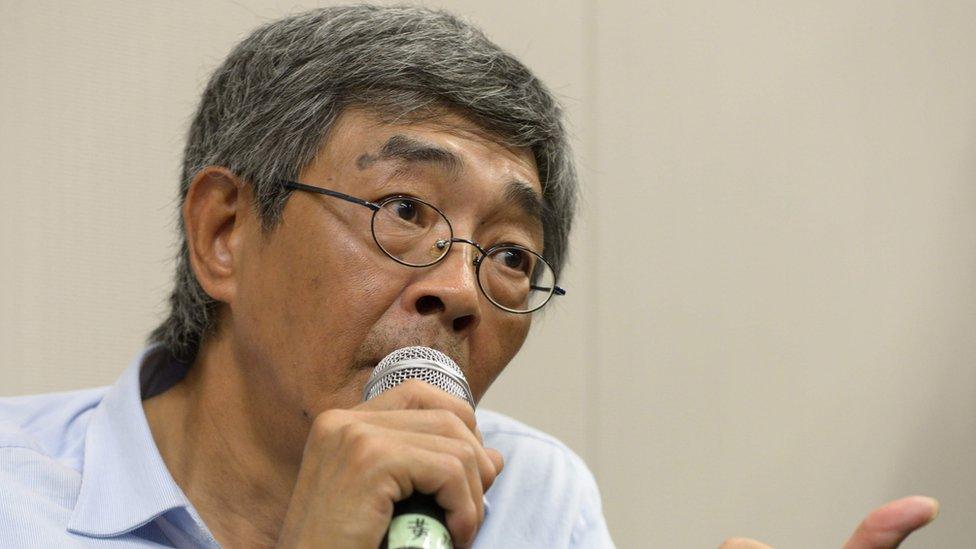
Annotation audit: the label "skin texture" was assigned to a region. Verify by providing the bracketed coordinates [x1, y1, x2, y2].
[143, 108, 541, 547]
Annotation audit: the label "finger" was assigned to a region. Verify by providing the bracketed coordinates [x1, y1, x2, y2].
[345, 425, 481, 546]
[411, 410, 496, 491]
[399, 412, 501, 492]
[842, 496, 939, 549]
[390, 430, 488, 525]
[359, 379, 477, 433]
[717, 537, 773, 549]
[398, 428, 498, 497]
[380, 445, 480, 547]
[352, 408, 486, 449]
[316, 406, 482, 450]
[332, 409, 499, 489]
[485, 448, 505, 479]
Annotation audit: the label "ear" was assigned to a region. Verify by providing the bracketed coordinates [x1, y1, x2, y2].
[183, 167, 250, 305]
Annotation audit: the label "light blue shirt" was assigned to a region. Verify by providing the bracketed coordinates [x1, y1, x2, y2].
[0, 346, 614, 547]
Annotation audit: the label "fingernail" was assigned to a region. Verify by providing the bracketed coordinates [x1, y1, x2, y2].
[925, 497, 940, 524]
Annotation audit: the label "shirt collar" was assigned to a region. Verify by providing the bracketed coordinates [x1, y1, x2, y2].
[66, 345, 488, 538]
[67, 345, 197, 538]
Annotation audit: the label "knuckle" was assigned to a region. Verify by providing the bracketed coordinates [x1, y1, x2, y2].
[435, 407, 475, 439]
[399, 379, 430, 397]
[392, 379, 437, 408]
[455, 407, 477, 432]
[446, 410, 469, 432]
[447, 398, 475, 420]
[454, 441, 477, 463]
[310, 408, 348, 439]
[347, 436, 380, 466]
[401, 378, 429, 391]
[433, 408, 458, 427]
[442, 454, 467, 479]
[338, 422, 373, 454]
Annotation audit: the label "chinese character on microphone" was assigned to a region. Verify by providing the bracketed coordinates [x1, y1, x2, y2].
[409, 517, 429, 539]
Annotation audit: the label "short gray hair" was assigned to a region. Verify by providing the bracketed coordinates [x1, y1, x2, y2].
[149, 5, 578, 362]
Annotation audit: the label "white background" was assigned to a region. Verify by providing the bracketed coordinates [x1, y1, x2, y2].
[1, 1, 974, 546]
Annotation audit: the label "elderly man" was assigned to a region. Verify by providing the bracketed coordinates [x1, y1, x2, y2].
[0, 5, 937, 548]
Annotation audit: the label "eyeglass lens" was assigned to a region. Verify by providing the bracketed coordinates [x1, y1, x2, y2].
[371, 196, 555, 312]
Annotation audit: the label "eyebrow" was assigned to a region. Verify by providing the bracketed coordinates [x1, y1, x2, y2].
[358, 134, 544, 227]
[504, 179, 544, 225]
[356, 134, 461, 173]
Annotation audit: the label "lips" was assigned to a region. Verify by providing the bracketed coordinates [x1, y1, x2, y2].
[356, 357, 382, 371]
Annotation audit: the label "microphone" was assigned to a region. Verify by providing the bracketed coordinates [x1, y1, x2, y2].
[363, 346, 475, 549]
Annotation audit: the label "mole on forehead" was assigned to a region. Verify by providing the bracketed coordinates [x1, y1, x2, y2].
[356, 152, 378, 170]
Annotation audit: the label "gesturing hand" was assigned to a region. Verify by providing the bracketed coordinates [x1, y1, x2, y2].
[719, 496, 939, 549]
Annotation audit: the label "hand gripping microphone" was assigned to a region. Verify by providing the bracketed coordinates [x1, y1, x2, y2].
[362, 346, 475, 549]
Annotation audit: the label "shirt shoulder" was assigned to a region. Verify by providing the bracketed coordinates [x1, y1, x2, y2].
[0, 386, 108, 472]
[0, 388, 113, 546]
[476, 408, 597, 489]
[474, 409, 615, 548]
[476, 408, 576, 449]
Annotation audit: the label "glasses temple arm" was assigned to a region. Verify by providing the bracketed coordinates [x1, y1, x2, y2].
[280, 180, 380, 211]
[531, 285, 566, 296]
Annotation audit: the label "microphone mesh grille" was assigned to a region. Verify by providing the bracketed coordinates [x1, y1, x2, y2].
[364, 346, 472, 406]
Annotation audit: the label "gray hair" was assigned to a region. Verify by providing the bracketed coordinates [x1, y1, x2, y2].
[149, 5, 578, 363]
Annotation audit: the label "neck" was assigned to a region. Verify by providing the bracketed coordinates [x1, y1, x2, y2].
[143, 329, 308, 548]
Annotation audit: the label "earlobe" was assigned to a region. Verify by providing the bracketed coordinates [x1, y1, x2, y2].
[183, 167, 247, 305]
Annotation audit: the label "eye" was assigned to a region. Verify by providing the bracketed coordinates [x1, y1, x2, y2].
[493, 248, 533, 274]
[391, 199, 419, 222]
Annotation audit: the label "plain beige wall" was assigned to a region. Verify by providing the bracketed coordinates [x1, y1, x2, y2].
[2, 1, 974, 546]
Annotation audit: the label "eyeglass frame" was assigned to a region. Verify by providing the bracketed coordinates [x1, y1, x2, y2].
[278, 179, 566, 314]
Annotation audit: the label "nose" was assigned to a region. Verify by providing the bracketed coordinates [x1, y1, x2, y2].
[400, 241, 482, 335]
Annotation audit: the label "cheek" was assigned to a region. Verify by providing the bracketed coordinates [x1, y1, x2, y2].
[469, 314, 531, 399]
[282, 238, 396, 351]
[235, 217, 400, 376]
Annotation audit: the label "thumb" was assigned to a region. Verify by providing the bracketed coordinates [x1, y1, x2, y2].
[842, 496, 939, 549]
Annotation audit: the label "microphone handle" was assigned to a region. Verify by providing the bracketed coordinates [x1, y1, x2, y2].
[382, 492, 452, 549]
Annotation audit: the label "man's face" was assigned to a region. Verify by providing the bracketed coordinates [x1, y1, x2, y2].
[229, 108, 543, 423]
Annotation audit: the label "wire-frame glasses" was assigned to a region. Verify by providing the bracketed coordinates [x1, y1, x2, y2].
[280, 180, 565, 313]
